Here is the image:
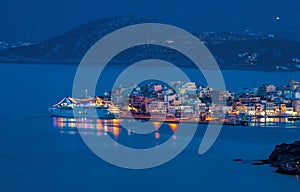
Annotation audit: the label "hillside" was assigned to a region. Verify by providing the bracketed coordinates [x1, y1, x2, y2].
[1, 16, 300, 71]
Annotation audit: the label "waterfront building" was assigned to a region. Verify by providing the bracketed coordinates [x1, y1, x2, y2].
[246, 105, 256, 116]
[110, 79, 300, 118]
[148, 101, 168, 114]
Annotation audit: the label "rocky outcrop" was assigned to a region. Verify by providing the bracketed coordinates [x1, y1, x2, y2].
[268, 141, 300, 175]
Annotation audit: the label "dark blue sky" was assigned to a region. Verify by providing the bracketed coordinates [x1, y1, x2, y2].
[0, 0, 299, 42]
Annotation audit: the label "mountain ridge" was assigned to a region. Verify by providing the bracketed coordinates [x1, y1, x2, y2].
[1, 16, 300, 71]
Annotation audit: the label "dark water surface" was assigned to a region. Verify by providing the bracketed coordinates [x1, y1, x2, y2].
[1, 64, 300, 192]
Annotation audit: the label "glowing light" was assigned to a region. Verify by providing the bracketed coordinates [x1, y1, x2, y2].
[155, 132, 160, 139]
[57, 121, 66, 128]
[112, 119, 120, 127]
[104, 125, 108, 132]
[113, 127, 120, 138]
[68, 122, 76, 128]
[96, 123, 103, 130]
[276, 16, 280, 20]
[112, 119, 119, 123]
[152, 122, 161, 130]
[205, 116, 213, 121]
[168, 123, 178, 132]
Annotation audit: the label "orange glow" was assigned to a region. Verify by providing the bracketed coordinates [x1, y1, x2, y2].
[112, 119, 119, 123]
[113, 127, 120, 137]
[96, 123, 103, 130]
[57, 121, 66, 128]
[205, 116, 213, 121]
[112, 119, 120, 127]
[155, 132, 160, 139]
[152, 122, 161, 130]
[168, 123, 178, 132]
[57, 117, 65, 122]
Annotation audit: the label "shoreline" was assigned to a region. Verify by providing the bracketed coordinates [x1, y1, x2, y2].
[1, 62, 300, 72]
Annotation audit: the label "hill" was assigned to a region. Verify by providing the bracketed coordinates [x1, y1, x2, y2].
[1, 16, 300, 71]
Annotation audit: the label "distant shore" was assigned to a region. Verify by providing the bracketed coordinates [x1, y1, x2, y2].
[1, 62, 300, 72]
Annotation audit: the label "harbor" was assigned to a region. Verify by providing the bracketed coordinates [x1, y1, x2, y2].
[48, 96, 300, 127]
[49, 78, 300, 127]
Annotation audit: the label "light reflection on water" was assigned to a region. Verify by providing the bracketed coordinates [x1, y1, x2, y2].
[53, 117, 300, 137]
[52, 117, 179, 149]
[251, 117, 300, 129]
[52, 116, 300, 150]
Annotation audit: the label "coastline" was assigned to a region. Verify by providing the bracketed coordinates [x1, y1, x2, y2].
[1, 61, 300, 72]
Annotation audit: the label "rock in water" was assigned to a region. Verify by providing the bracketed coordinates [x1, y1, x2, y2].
[268, 141, 300, 175]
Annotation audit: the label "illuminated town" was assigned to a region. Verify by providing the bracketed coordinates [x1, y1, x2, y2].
[110, 79, 300, 123]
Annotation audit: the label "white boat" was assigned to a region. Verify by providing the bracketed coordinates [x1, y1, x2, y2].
[48, 96, 120, 119]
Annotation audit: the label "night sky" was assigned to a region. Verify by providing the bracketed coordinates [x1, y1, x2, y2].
[0, 0, 299, 42]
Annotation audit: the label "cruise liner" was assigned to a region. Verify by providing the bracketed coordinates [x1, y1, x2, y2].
[48, 96, 120, 119]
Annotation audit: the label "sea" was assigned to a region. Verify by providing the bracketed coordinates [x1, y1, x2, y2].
[1, 63, 300, 192]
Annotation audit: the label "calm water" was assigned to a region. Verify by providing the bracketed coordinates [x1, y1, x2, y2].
[1, 63, 300, 192]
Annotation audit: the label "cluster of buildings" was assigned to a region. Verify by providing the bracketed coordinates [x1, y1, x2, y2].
[234, 79, 300, 117]
[110, 79, 300, 118]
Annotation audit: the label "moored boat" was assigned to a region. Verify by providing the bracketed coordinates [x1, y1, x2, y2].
[48, 96, 120, 119]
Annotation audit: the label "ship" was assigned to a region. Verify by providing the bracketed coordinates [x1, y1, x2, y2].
[48, 96, 120, 119]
